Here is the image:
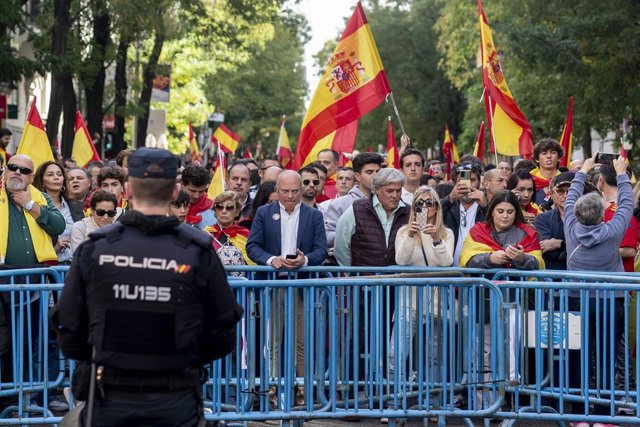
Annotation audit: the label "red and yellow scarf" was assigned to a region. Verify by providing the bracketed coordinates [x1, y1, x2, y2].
[205, 223, 255, 265]
[460, 221, 544, 269]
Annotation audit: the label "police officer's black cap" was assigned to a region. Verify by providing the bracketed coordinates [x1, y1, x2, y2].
[128, 148, 178, 179]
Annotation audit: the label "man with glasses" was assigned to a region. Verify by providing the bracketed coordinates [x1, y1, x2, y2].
[298, 166, 321, 209]
[442, 162, 486, 266]
[481, 168, 508, 202]
[0, 154, 66, 266]
[534, 172, 573, 270]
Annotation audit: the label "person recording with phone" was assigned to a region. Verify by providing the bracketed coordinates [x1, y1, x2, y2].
[442, 162, 487, 266]
[389, 187, 454, 381]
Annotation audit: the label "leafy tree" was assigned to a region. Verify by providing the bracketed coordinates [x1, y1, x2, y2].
[205, 10, 309, 155]
[435, 0, 640, 159]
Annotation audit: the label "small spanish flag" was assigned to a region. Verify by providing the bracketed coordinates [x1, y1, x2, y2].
[16, 97, 54, 170]
[442, 125, 460, 180]
[207, 141, 226, 200]
[473, 121, 485, 161]
[386, 117, 400, 169]
[212, 124, 241, 155]
[276, 116, 292, 169]
[559, 97, 573, 167]
[189, 122, 201, 164]
[72, 111, 101, 168]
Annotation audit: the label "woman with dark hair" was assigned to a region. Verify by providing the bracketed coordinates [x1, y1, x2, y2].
[69, 190, 118, 253]
[168, 188, 190, 222]
[506, 170, 541, 225]
[460, 190, 544, 270]
[238, 181, 277, 230]
[33, 161, 83, 263]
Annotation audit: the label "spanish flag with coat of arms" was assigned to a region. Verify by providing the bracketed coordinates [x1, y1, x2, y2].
[478, 0, 533, 159]
[293, 2, 391, 169]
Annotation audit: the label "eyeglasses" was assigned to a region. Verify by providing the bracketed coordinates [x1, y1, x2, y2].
[414, 198, 437, 211]
[302, 179, 320, 186]
[94, 209, 117, 217]
[214, 203, 236, 212]
[6, 164, 33, 175]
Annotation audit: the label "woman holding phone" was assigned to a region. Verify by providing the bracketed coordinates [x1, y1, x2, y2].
[460, 190, 544, 270]
[388, 187, 454, 382]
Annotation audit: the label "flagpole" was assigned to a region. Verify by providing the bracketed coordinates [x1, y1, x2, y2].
[388, 92, 407, 137]
[487, 93, 499, 166]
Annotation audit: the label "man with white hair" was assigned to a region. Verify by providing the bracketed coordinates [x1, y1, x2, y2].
[334, 167, 409, 267]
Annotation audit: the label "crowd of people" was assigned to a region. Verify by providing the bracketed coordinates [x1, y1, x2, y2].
[0, 131, 637, 422]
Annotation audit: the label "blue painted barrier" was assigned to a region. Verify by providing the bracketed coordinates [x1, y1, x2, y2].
[0, 265, 639, 426]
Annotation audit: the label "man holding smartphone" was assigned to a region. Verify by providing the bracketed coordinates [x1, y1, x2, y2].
[442, 162, 487, 266]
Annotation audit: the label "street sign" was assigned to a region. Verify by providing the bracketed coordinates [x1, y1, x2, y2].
[208, 112, 225, 122]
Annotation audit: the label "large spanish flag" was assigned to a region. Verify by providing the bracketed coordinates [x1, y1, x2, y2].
[442, 125, 459, 180]
[276, 116, 292, 169]
[213, 124, 241, 155]
[293, 2, 391, 169]
[478, 0, 533, 159]
[459, 222, 545, 269]
[296, 121, 358, 169]
[72, 111, 101, 168]
[189, 122, 202, 163]
[559, 97, 573, 167]
[207, 142, 226, 200]
[386, 117, 399, 169]
[16, 97, 54, 170]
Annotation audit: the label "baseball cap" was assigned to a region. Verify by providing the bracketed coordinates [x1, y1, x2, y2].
[551, 171, 575, 188]
[127, 147, 178, 179]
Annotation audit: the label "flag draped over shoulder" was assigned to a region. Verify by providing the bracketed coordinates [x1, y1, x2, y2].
[204, 224, 255, 265]
[213, 124, 241, 155]
[442, 125, 459, 180]
[72, 111, 101, 168]
[17, 97, 54, 170]
[559, 97, 573, 167]
[473, 122, 485, 161]
[189, 122, 201, 163]
[478, 0, 533, 159]
[386, 117, 399, 169]
[293, 2, 391, 169]
[276, 116, 292, 169]
[459, 222, 545, 269]
[207, 142, 226, 200]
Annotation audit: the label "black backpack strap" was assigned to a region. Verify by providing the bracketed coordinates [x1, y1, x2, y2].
[175, 223, 213, 249]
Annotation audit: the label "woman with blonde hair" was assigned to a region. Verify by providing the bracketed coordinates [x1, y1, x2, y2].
[388, 186, 454, 381]
[204, 191, 255, 268]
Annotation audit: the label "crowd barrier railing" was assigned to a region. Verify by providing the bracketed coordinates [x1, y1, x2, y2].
[1, 265, 640, 426]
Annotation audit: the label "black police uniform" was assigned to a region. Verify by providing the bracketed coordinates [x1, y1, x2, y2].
[51, 148, 242, 427]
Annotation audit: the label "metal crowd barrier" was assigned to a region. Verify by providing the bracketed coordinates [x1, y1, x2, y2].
[0, 265, 639, 426]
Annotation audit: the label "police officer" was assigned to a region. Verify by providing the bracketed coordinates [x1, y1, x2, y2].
[51, 147, 242, 426]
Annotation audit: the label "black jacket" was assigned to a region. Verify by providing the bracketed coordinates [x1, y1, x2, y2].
[441, 197, 486, 249]
[51, 211, 242, 371]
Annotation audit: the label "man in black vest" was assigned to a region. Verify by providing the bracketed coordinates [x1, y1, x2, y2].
[334, 167, 409, 267]
[51, 147, 242, 426]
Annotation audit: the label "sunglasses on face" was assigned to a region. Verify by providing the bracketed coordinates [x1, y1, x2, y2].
[6, 163, 33, 175]
[414, 198, 437, 211]
[94, 209, 117, 218]
[214, 204, 236, 212]
[302, 179, 320, 186]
